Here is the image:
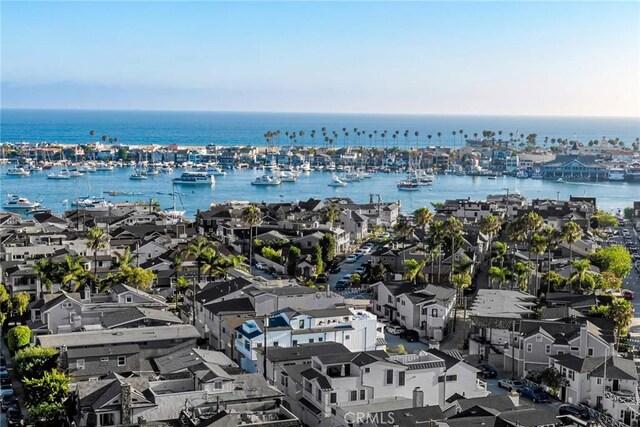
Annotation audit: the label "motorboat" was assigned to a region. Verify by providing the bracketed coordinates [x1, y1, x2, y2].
[397, 180, 420, 191]
[556, 178, 565, 183]
[251, 175, 281, 186]
[516, 170, 529, 179]
[47, 170, 71, 179]
[79, 165, 96, 173]
[69, 170, 85, 177]
[300, 161, 312, 172]
[172, 171, 215, 185]
[531, 169, 543, 179]
[607, 168, 626, 181]
[6, 167, 30, 176]
[626, 162, 640, 182]
[3, 194, 40, 210]
[95, 162, 114, 171]
[130, 170, 148, 180]
[278, 171, 298, 182]
[160, 166, 174, 174]
[328, 176, 347, 187]
[407, 170, 433, 185]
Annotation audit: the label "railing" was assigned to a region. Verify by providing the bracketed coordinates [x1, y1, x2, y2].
[476, 378, 487, 391]
[606, 390, 640, 405]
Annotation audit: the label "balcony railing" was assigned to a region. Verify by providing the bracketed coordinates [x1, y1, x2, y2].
[605, 390, 640, 406]
[476, 378, 487, 391]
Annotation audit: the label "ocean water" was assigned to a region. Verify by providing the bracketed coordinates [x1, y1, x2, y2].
[1, 109, 639, 147]
[0, 166, 637, 216]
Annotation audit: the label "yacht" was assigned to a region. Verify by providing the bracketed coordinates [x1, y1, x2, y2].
[328, 176, 347, 187]
[79, 165, 96, 173]
[3, 195, 40, 210]
[556, 178, 565, 183]
[172, 171, 215, 185]
[130, 170, 148, 180]
[6, 167, 30, 176]
[160, 165, 174, 174]
[607, 168, 626, 181]
[397, 180, 420, 191]
[300, 161, 312, 172]
[47, 170, 71, 180]
[69, 169, 85, 177]
[531, 169, 543, 179]
[626, 162, 640, 182]
[407, 170, 434, 185]
[25, 164, 43, 173]
[251, 175, 281, 186]
[200, 165, 226, 176]
[516, 170, 529, 179]
[278, 171, 298, 182]
[95, 162, 114, 171]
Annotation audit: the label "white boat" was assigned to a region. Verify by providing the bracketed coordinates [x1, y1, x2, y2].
[95, 163, 114, 171]
[278, 171, 298, 182]
[25, 164, 43, 173]
[160, 166, 174, 174]
[327, 176, 347, 187]
[407, 170, 433, 185]
[3, 194, 40, 210]
[79, 165, 96, 173]
[6, 167, 30, 176]
[173, 171, 215, 185]
[69, 169, 85, 177]
[345, 172, 363, 182]
[397, 180, 420, 191]
[516, 170, 529, 179]
[607, 168, 626, 181]
[300, 161, 312, 172]
[556, 178, 565, 183]
[147, 167, 160, 176]
[531, 169, 543, 179]
[47, 170, 71, 180]
[626, 162, 640, 182]
[251, 175, 281, 186]
[130, 170, 148, 180]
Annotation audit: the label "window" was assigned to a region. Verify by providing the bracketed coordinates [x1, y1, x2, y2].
[446, 375, 457, 382]
[330, 393, 337, 404]
[273, 342, 279, 347]
[401, 300, 405, 306]
[350, 391, 358, 401]
[125, 295, 133, 303]
[570, 346, 579, 352]
[364, 368, 370, 373]
[99, 413, 115, 426]
[304, 380, 312, 393]
[76, 359, 85, 370]
[214, 381, 222, 390]
[527, 343, 532, 353]
[385, 369, 393, 385]
[299, 320, 305, 329]
[545, 345, 551, 354]
[536, 335, 543, 342]
[100, 357, 109, 363]
[318, 337, 323, 342]
[117, 356, 126, 366]
[360, 389, 366, 400]
[388, 296, 392, 303]
[588, 348, 594, 356]
[292, 340, 298, 346]
[597, 378, 602, 385]
[568, 370, 575, 381]
[345, 335, 350, 340]
[431, 308, 438, 317]
[398, 371, 406, 386]
[316, 389, 322, 401]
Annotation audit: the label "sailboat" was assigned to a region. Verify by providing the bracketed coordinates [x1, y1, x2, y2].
[47, 151, 71, 179]
[160, 186, 186, 223]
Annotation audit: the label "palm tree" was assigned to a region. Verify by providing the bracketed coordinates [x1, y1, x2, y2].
[33, 258, 59, 294]
[427, 220, 446, 279]
[451, 271, 472, 329]
[437, 132, 442, 144]
[609, 298, 634, 351]
[201, 247, 221, 281]
[443, 216, 464, 281]
[542, 226, 561, 294]
[89, 130, 96, 137]
[403, 258, 427, 285]
[186, 236, 213, 283]
[320, 203, 343, 229]
[493, 241, 507, 269]
[488, 266, 508, 289]
[568, 259, 595, 293]
[413, 206, 433, 233]
[561, 221, 583, 268]
[393, 216, 415, 261]
[480, 215, 502, 267]
[87, 227, 109, 289]
[521, 212, 544, 285]
[513, 262, 529, 291]
[59, 254, 87, 291]
[530, 233, 548, 295]
[242, 205, 262, 274]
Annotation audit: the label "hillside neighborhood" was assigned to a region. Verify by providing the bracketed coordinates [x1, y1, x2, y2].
[0, 195, 639, 427]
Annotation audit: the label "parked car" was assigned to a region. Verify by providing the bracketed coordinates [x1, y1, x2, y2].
[400, 329, 419, 342]
[315, 274, 328, 284]
[1, 396, 18, 412]
[622, 289, 635, 300]
[329, 265, 342, 274]
[254, 262, 268, 271]
[360, 247, 372, 254]
[0, 384, 14, 399]
[559, 404, 591, 420]
[497, 379, 525, 391]
[354, 267, 365, 276]
[335, 279, 349, 289]
[0, 367, 9, 380]
[345, 254, 358, 263]
[6, 406, 23, 426]
[520, 386, 551, 403]
[477, 364, 498, 379]
[385, 325, 405, 335]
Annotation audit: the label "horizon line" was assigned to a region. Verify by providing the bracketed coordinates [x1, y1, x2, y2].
[2, 106, 639, 120]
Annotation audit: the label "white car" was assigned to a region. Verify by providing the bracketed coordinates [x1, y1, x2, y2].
[345, 254, 358, 263]
[385, 325, 405, 335]
[360, 247, 372, 254]
[254, 262, 267, 271]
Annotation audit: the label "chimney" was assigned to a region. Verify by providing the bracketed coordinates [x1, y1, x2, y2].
[413, 387, 424, 408]
[80, 285, 91, 302]
[121, 382, 133, 424]
[507, 390, 519, 407]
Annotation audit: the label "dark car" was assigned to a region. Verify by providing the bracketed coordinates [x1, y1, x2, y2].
[559, 404, 590, 420]
[329, 265, 342, 274]
[315, 274, 328, 284]
[7, 406, 23, 426]
[520, 386, 551, 403]
[400, 329, 419, 342]
[477, 364, 498, 379]
[1, 396, 19, 412]
[335, 279, 349, 290]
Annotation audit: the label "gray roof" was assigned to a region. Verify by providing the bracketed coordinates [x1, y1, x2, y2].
[101, 307, 182, 328]
[37, 324, 200, 348]
[266, 342, 350, 363]
[154, 343, 236, 374]
[67, 344, 140, 359]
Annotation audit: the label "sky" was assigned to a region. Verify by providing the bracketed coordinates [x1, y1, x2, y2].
[1, 1, 639, 117]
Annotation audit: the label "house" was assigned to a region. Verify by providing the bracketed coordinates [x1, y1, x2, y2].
[235, 307, 382, 373]
[540, 155, 607, 181]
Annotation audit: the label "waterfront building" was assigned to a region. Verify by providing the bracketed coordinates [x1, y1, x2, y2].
[540, 155, 607, 180]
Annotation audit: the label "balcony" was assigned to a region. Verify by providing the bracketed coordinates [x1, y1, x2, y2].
[235, 339, 253, 359]
[605, 389, 639, 406]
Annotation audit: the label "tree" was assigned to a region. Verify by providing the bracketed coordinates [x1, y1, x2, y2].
[403, 259, 426, 285]
[392, 216, 415, 257]
[58, 254, 87, 291]
[320, 203, 343, 229]
[451, 271, 472, 329]
[201, 247, 222, 281]
[117, 266, 156, 291]
[23, 369, 70, 408]
[561, 221, 583, 267]
[596, 271, 622, 291]
[87, 226, 109, 287]
[366, 262, 387, 283]
[287, 246, 301, 276]
[114, 247, 134, 270]
[493, 241, 507, 269]
[0, 283, 10, 325]
[7, 325, 31, 351]
[312, 243, 324, 275]
[609, 298, 634, 350]
[187, 236, 213, 282]
[11, 291, 30, 317]
[242, 205, 262, 274]
[33, 258, 59, 294]
[568, 259, 595, 293]
[488, 266, 508, 289]
[589, 245, 632, 278]
[538, 367, 566, 392]
[28, 402, 67, 427]
[591, 210, 619, 229]
[413, 207, 433, 232]
[623, 207, 634, 221]
[530, 233, 547, 295]
[480, 214, 502, 268]
[513, 262, 529, 291]
[349, 273, 362, 288]
[321, 233, 336, 263]
[175, 276, 189, 295]
[14, 347, 59, 379]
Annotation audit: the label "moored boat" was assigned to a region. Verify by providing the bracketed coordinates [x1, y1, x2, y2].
[6, 167, 30, 176]
[328, 176, 347, 187]
[172, 171, 215, 185]
[3, 194, 40, 210]
[251, 175, 281, 186]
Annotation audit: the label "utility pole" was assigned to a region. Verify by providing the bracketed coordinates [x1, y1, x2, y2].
[263, 317, 269, 381]
[511, 320, 516, 379]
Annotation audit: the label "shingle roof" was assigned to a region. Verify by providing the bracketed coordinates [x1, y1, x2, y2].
[101, 307, 182, 328]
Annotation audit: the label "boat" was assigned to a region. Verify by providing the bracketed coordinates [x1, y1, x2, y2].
[531, 169, 543, 179]
[147, 166, 160, 176]
[95, 162, 114, 171]
[79, 165, 96, 173]
[47, 170, 71, 180]
[251, 175, 281, 186]
[327, 176, 347, 187]
[626, 162, 640, 182]
[607, 168, 626, 181]
[278, 171, 298, 182]
[6, 167, 30, 176]
[397, 180, 420, 191]
[130, 170, 148, 180]
[172, 171, 215, 185]
[487, 175, 497, 180]
[556, 178, 565, 183]
[516, 170, 529, 179]
[201, 166, 226, 176]
[69, 169, 85, 177]
[300, 161, 312, 172]
[3, 194, 40, 210]
[407, 170, 434, 185]
[25, 164, 43, 173]
[160, 166, 174, 174]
